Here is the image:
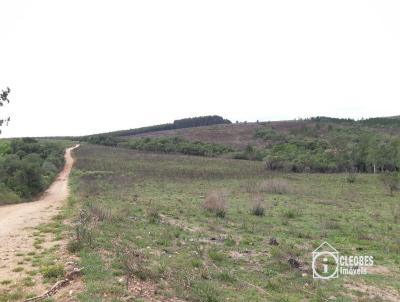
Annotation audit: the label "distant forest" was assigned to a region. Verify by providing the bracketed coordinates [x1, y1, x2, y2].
[90, 115, 231, 138]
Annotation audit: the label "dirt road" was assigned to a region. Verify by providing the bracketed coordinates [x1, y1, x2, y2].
[0, 144, 79, 286]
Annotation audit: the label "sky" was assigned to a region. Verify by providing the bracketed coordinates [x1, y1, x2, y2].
[0, 1, 400, 137]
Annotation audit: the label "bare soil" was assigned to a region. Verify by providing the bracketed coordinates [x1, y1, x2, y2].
[0, 145, 79, 291]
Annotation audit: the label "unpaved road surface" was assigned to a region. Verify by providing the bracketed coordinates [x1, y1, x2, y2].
[0, 145, 79, 285]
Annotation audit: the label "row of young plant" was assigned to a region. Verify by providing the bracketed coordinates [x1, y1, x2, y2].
[0, 138, 65, 203]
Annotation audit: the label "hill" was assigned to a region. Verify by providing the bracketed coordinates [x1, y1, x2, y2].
[123, 116, 400, 148]
[80, 115, 400, 173]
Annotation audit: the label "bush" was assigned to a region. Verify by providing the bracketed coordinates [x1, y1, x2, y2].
[66, 240, 83, 253]
[41, 264, 64, 279]
[147, 206, 160, 223]
[202, 190, 228, 218]
[250, 193, 265, 216]
[232, 145, 265, 161]
[68, 209, 93, 253]
[258, 179, 290, 194]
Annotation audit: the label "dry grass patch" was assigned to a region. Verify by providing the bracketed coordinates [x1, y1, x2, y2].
[258, 179, 290, 194]
[202, 190, 228, 218]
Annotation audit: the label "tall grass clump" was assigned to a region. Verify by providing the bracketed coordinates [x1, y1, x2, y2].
[258, 179, 290, 194]
[346, 173, 357, 184]
[88, 203, 114, 221]
[250, 193, 265, 216]
[67, 209, 93, 253]
[202, 190, 228, 218]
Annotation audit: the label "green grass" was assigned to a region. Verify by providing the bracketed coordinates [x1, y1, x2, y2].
[64, 144, 400, 301]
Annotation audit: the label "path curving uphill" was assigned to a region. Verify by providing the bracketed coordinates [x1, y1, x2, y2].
[0, 144, 79, 286]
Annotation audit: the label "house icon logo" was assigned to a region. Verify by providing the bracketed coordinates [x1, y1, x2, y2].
[312, 241, 339, 279]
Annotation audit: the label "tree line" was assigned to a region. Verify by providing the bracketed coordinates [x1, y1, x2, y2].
[83, 115, 231, 138]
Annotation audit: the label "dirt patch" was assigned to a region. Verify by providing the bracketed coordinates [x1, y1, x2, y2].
[344, 281, 400, 302]
[159, 214, 202, 233]
[366, 265, 391, 275]
[0, 145, 79, 297]
[126, 278, 186, 302]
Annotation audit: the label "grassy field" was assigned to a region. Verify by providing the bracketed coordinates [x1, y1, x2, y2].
[63, 144, 399, 301]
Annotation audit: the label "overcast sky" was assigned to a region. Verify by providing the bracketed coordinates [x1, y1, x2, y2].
[1, 1, 399, 137]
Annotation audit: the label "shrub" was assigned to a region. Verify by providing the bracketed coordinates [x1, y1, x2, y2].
[250, 193, 265, 216]
[147, 206, 160, 223]
[208, 248, 225, 262]
[202, 190, 228, 218]
[121, 248, 154, 281]
[258, 179, 290, 194]
[41, 264, 64, 279]
[67, 209, 93, 253]
[66, 240, 83, 253]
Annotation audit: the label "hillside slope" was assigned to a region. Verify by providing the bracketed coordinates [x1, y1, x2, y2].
[124, 116, 400, 150]
[81, 116, 400, 173]
[124, 122, 266, 149]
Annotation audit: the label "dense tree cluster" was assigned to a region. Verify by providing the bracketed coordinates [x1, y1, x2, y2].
[260, 124, 400, 173]
[0, 138, 65, 202]
[85, 115, 231, 138]
[172, 115, 231, 128]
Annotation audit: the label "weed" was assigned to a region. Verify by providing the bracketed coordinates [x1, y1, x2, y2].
[250, 193, 266, 216]
[41, 264, 64, 279]
[121, 248, 154, 282]
[192, 281, 220, 302]
[208, 248, 225, 263]
[67, 208, 93, 253]
[147, 206, 160, 223]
